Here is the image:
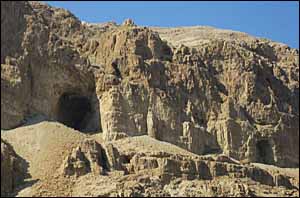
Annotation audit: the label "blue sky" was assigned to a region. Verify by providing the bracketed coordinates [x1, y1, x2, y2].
[46, 1, 299, 48]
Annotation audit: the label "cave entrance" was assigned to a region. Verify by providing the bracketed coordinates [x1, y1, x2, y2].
[57, 93, 92, 131]
[256, 139, 274, 164]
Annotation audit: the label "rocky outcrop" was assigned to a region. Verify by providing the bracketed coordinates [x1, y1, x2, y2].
[60, 139, 107, 177]
[1, 1, 299, 170]
[1, 1, 96, 131]
[1, 139, 27, 196]
[104, 144, 295, 190]
[2, 122, 299, 197]
[90, 26, 298, 167]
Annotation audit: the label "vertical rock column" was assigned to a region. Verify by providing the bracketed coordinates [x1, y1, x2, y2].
[100, 87, 128, 140]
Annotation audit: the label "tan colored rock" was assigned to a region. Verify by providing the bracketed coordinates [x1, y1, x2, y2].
[60, 139, 106, 177]
[2, 124, 299, 197]
[1, 139, 27, 196]
[122, 18, 136, 26]
[1, 1, 97, 131]
[1, 4, 299, 197]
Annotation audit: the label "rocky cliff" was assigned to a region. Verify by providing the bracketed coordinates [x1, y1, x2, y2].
[1, 122, 299, 197]
[1, 1, 299, 197]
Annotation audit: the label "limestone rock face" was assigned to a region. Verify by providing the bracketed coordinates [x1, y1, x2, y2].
[1, 1, 96, 131]
[60, 139, 107, 177]
[90, 27, 299, 167]
[108, 138, 294, 190]
[1, 139, 27, 196]
[1, 123, 299, 197]
[1, 1, 299, 170]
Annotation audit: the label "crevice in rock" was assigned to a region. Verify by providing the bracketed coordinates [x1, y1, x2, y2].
[120, 154, 133, 164]
[255, 139, 274, 165]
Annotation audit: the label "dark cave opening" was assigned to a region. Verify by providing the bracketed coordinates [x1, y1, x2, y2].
[57, 93, 92, 131]
[256, 139, 274, 165]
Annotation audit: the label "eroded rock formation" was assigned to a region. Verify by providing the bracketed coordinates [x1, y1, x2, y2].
[1, 1, 299, 168]
[1, 139, 27, 196]
[1, 1, 299, 184]
[2, 123, 299, 197]
[60, 139, 107, 177]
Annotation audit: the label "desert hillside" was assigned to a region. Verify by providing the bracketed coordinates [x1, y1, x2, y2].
[1, 1, 299, 197]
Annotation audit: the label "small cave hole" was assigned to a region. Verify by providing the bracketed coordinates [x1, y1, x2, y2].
[256, 139, 274, 165]
[120, 155, 132, 164]
[57, 93, 92, 131]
